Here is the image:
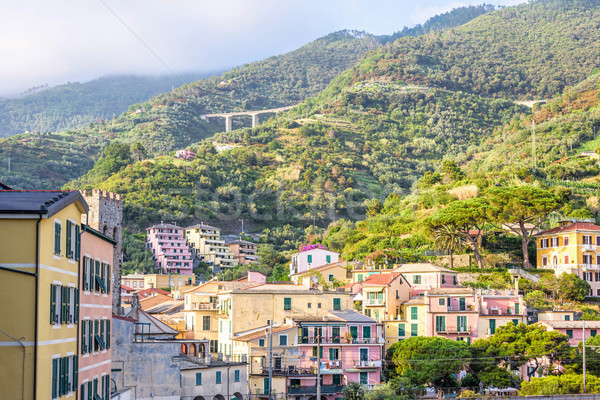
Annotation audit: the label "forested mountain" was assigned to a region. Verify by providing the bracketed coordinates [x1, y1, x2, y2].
[0, 73, 213, 138]
[330, 0, 600, 100]
[0, 31, 380, 189]
[377, 4, 497, 44]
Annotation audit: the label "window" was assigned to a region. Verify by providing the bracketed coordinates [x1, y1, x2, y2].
[332, 374, 342, 385]
[515, 303, 520, 315]
[512, 319, 520, 326]
[592, 330, 597, 337]
[565, 315, 571, 321]
[284, 297, 291, 311]
[438, 299, 445, 306]
[329, 348, 339, 360]
[489, 319, 496, 335]
[398, 324, 405, 337]
[411, 324, 418, 337]
[328, 274, 334, 282]
[584, 235, 592, 245]
[279, 335, 288, 346]
[410, 307, 418, 320]
[307, 254, 313, 263]
[318, 303, 321, 309]
[326, 255, 331, 263]
[312, 346, 323, 358]
[359, 348, 368, 362]
[350, 326, 358, 340]
[51, 355, 78, 398]
[363, 326, 371, 340]
[551, 237, 559, 247]
[202, 316, 211, 331]
[216, 371, 222, 384]
[584, 255, 592, 265]
[542, 257, 548, 267]
[565, 255, 570, 265]
[195, 372, 202, 385]
[540, 238, 548, 248]
[459, 298, 466, 311]
[457, 316, 467, 332]
[566, 329, 573, 338]
[435, 316, 446, 332]
[259, 338, 265, 347]
[307, 302, 311, 309]
[413, 275, 421, 284]
[359, 372, 368, 385]
[54, 221, 62, 255]
[333, 298, 341, 310]
[234, 370, 240, 382]
[331, 326, 341, 343]
[564, 236, 569, 246]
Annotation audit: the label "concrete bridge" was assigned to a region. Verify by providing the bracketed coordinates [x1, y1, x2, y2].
[201, 105, 296, 131]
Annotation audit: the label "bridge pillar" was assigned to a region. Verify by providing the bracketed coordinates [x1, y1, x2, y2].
[251, 114, 259, 128]
[225, 115, 233, 132]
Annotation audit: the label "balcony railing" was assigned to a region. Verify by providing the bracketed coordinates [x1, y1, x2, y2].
[288, 385, 344, 395]
[300, 337, 382, 345]
[364, 299, 385, 306]
[191, 302, 218, 310]
[260, 366, 315, 376]
[446, 306, 470, 312]
[437, 327, 471, 334]
[352, 360, 382, 368]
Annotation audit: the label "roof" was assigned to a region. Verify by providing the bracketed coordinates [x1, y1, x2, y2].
[147, 223, 182, 230]
[233, 325, 296, 342]
[236, 284, 317, 292]
[539, 320, 600, 329]
[294, 311, 377, 324]
[289, 261, 348, 277]
[393, 263, 456, 275]
[229, 239, 256, 245]
[136, 287, 171, 299]
[180, 360, 247, 371]
[0, 181, 12, 190]
[124, 305, 179, 335]
[186, 223, 220, 230]
[184, 280, 258, 294]
[405, 296, 427, 305]
[121, 285, 135, 292]
[427, 288, 474, 296]
[361, 273, 403, 287]
[144, 300, 184, 315]
[82, 224, 117, 245]
[535, 222, 600, 236]
[0, 190, 88, 217]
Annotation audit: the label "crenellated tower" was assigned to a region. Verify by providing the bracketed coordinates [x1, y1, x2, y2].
[80, 189, 123, 314]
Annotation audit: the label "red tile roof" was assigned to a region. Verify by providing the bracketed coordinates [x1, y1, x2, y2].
[136, 287, 171, 299]
[535, 222, 600, 236]
[362, 273, 402, 286]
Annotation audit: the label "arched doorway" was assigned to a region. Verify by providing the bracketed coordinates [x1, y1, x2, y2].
[194, 397, 206, 400]
[233, 393, 243, 400]
[553, 255, 558, 266]
[180, 343, 188, 355]
[113, 227, 118, 239]
[213, 395, 225, 400]
[190, 343, 197, 357]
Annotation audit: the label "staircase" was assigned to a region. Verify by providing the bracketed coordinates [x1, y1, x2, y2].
[508, 268, 540, 283]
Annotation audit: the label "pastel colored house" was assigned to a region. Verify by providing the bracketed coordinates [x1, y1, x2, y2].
[477, 289, 526, 337]
[229, 239, 259, 265]
[146, 223, 193, 275]
[175, 149, 197, 160]
[121, 273, 145, 289]
[0, 190, 87, 400]
[535, 221, 600, 296]
[537, 310, 577, 322]
[180, 358, 248, 400]
[79, 224, 116, 399]
[290, 261, 351, 288]
[360, 273, 411, 322]
[289, 244, 339, 276]
[538, 320, 600, 345]
[185, 223, 237, 269]
[393, 263, 459, 295]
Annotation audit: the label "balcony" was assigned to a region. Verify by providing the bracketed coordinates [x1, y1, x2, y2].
[436, 326, 471, 334]
[299, 337, 382, 345]
[260, 366, 315, 376]
[352, 360, 382, 368]
[364, 299, 385, 306]
[288, 385, 344, 395]
[191, 302, 218, 311]
[446, 306, 470, 312]
[583, 244, 596, 251]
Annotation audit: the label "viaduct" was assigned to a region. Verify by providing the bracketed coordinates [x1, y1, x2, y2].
[201, 105, 295, 132]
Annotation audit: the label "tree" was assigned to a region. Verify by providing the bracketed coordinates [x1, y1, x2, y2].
[559, 273, 590, 302]
[430, 197, 492, 268]
[486, 186, 564, 268]
[342, 381, 365, 400]
[470, 323, 572, 387]
[131, 142, 148, 162]
[92, 141, 132, 178]
[525, 290, 549, 309]
[392, 337, 471, 397]
[520, 374, 600, 395]
[433, 224, 463, 269]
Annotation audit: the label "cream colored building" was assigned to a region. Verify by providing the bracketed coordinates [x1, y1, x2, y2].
[185, 223, 237, 269]
[289, 261, 351, 289]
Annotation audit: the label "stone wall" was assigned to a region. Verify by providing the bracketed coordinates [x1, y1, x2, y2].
[81, 189, 123, 314]
[435, 254, 471, 268]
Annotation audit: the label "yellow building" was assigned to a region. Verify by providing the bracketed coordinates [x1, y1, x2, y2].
[384, 297, 427, 349]
[289, 261, 351, 289]
[185, 223, 237, 268]
[535, 221, 600, 296]
[216, 284, 352, 357]
[360, 273, 411, 323]
[0, 190, 88, 400]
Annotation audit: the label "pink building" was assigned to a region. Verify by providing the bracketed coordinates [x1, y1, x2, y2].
[295, 311, 383, 397]
[79, 225, 115, 398]
[393, 263, 459, 295]
[289, 244, 339, 276]
[426, 288, 480, 343]
[175, 149, 197, 160]
[538, 320, 600, 346]
[146, 223, 193, 275]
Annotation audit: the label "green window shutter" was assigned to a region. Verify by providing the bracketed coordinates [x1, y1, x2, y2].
[100, 263, 106, 294]
[363, 326, 371, 339]
[512, 319, 519, 326]
[93, 378, 98, 398]
[52, 358, 59, 398]
[83, 257, 88, 291]
[284, 297, 291, 310]
[60, 286, 65, 324]
[411, 323, 418, 337]
[60, 357, 66, 395]
[75, 288, 79, 321]
[196, 372, 202, 385]
[87, 381, 92, 400]
[81, 322, 87, 354]
[326, 255, 331, 263]
[88, 320, 93, 353]
[398, 324, 405, 336]
[66, 220, 72, 258]
[307, 255, 312, 263]
[75, 224, 80, 261]
[459, 298, 466, 311]
[54, 222, 61, 255]
[50, 284, 56, 324]
[333, 298, 341, 310]
[515, 303, 520, 314]
[312, 346, 318, 357]
[106, 264, 111, 294]
[235, 370, 240, 382]
[489, 319, 496, 335]
[411, 307, 418, 320]
[350, 326, 358, 339]
[94, 261, 100, 291]
[73, 355, 78, 393]
[100, 320, 105, 350]
[216, 371, 222, 384]
[94, 319, 99, 351]
[106, 320, 111, 349]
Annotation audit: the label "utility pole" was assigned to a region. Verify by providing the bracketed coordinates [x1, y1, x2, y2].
[268, 319, 273, 400]
[316, 327, 321, 400]
[239, 219, 244, 237]
[583, 320, 586, 394]
[7, 157, 10, 172]
[532, 121, 537, 168]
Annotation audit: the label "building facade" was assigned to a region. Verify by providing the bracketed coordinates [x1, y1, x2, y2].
[0, 190, 87, 400]
[186, 223, 237, 269]
[147, 223, 193, 275]
[229, 239, 259, 265]
[289, 245, 339, 276]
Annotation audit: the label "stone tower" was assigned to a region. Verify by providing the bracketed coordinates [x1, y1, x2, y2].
[80, 189, 123, 314]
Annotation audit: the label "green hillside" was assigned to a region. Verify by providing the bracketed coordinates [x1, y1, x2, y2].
[0, 73, 214, 138]
[0, 31, 379, 190]
[326, 0, 600, 100]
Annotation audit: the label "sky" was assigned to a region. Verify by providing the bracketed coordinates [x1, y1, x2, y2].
[0, 0, 526, 97]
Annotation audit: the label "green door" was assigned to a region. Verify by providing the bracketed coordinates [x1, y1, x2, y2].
[350, 326, 358, 340]
[263, 378, 269, 395]
[489, 319, 496, 335]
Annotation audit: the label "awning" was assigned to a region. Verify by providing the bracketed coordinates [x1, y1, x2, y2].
[319, 369, 344, 375]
